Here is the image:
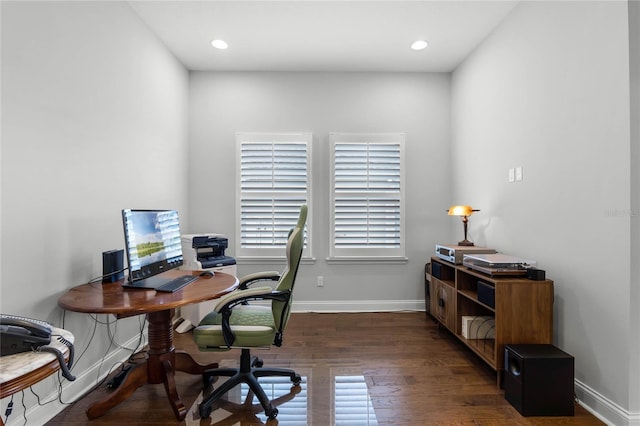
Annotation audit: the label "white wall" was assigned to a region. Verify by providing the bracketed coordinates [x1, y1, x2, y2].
[0, 1, 189, 423]
[451, 1, 636, 424]
[188, 72, 451, 310]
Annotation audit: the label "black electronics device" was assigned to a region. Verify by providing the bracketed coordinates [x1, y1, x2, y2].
[180, 234, 236, 270]
[526, 268, 546, 281]
[431, 261, 443, 279]
[477, 280, 495, 308]
[431, 261, 454, 281]
[504, 344, 574, 416]
[102, 249, 124, 283]
[192, 236, 235, 268]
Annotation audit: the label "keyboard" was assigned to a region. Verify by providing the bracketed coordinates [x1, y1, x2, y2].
[155, 275, 198, 293]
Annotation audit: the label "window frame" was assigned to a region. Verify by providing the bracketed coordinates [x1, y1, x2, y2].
[329, 132, 406, 262]
[235, 132, 312, 261]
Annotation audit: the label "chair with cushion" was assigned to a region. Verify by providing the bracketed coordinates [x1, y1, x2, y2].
[193, 204, 308, 420]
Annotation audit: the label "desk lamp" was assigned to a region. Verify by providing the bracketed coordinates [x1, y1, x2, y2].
[448, 205, 480, 246]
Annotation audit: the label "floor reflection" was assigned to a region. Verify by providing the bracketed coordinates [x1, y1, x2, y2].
[185, 364, 379, 426]
[334, 376, 378, 426]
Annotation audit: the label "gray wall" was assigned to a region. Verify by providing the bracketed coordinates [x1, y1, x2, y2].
[627, 0, 640, 416]
[188, 71, 451, 310]
[451, 1, 637, 424]
[1, 1, 189, 422]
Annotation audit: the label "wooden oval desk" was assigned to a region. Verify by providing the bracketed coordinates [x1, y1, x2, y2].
[58, 270, 238, 421]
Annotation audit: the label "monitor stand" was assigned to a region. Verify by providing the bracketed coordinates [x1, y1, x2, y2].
[122, 275, 170, 290]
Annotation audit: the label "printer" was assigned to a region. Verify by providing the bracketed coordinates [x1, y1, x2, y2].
[181, 234, 236, 271]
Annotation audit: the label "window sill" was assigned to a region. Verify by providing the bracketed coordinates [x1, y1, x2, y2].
[236, 256, 316, 265]
[326, 256, 408, 265]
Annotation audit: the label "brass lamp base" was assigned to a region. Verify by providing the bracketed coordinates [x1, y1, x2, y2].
[458, 239, 475, 247]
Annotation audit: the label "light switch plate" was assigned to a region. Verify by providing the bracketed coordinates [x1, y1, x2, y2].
[515, 166, 523, 181]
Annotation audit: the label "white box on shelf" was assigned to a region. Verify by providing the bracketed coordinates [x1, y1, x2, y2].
[461, 315, 495, 340]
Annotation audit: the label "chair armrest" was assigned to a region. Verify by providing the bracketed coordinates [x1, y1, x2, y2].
[239, 271, 280, 290]
[216, 288, 292, 347]
[213, 286, 273, 312]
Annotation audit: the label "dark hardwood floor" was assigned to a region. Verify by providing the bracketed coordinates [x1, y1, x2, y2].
[47, 312, 604, 425]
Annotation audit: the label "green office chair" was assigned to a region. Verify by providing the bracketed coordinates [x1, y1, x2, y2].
[193, 204, 307, 420]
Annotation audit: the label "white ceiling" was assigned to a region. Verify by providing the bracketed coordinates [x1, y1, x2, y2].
[128, 1, 519, 72]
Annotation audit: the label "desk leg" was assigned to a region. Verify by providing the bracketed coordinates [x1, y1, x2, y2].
[147, 309, 189, 420]
[86, 361, 148, 419]
[174, 350, 219, 374]
[85, 310, 216, 421]
[85, 310, 186, 420]
[161, 358, 186, 420]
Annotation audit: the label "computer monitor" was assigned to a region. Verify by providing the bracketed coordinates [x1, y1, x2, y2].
[121, 209, 184, 287]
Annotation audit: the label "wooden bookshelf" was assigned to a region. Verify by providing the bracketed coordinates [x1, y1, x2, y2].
[427, 257, 554, 386]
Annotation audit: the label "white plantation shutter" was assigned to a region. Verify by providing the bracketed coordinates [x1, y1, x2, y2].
[330, 133, 405, 259]
[236, 133, 311, 258]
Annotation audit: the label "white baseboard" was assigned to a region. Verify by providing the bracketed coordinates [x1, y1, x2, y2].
[291, 299, 426, 312]
[7, 334, 147, 426]
[576, 379, 640, 426]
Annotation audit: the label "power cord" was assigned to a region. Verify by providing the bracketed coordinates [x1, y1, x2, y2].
[4, 395, 13, 424]
[86, 267, 129, 285]
[37, 346, 75, 381]
[20, 391, 27, 425]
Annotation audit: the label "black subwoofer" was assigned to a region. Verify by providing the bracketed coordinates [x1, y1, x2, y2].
[504, 344, 574, 416]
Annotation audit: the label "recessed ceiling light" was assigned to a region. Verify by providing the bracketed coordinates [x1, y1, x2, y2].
[211, 39, 228, 50]
[411, 40, 429, 51]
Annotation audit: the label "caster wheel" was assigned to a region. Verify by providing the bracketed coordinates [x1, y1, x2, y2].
[292, 374, 302, 385]
[266, 407, 278, 419]
[198, 403, 212, 419]
[252, 357, 264, 368]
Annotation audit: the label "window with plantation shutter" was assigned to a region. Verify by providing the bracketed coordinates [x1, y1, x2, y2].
[236, 132, 311, 259]
[330, 133, 405, 260]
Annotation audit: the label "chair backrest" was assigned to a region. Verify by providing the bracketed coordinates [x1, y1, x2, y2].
[271, 204, 307, 345]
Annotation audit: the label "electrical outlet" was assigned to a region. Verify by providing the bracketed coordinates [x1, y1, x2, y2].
[317, 276, 324, 287]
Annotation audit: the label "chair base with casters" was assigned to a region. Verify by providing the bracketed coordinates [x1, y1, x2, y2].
[198, 348, 302, 420]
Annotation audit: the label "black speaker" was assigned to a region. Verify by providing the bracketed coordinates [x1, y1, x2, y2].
[504, 344, 574, 416]
[526, 268, 546, 281]
[102, 249, 124, 283]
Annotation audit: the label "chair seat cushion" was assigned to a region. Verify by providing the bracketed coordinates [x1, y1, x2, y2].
[193, 305, 276, 349]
